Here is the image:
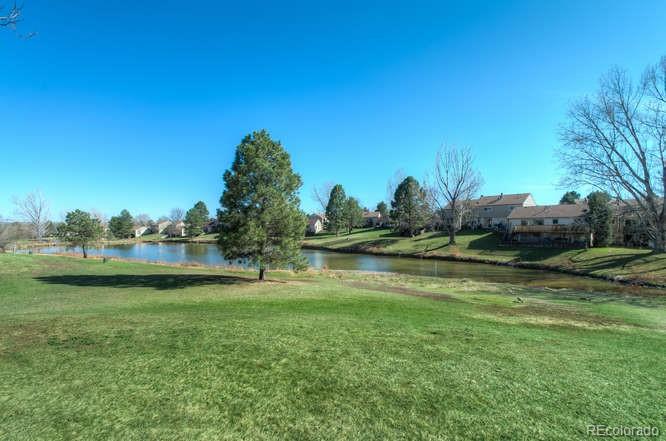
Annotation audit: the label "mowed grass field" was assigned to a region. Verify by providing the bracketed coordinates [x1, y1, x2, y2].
[1, 254, 665, 440]
[303, 228, 666, 284]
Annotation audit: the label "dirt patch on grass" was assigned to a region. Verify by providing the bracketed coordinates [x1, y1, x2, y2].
[480, 302, 630, 328]
[344, 281, 457, 302]
[0, 317, 139, 356]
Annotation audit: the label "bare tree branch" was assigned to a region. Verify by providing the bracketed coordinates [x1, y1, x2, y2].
[310, 181, 334, 213]
[12, 190, 50, 240]
[386, 169, 406, 203]
[429, 145, 482, 245]
[0, 3, 20, 28]
[558, 56, 666, 250]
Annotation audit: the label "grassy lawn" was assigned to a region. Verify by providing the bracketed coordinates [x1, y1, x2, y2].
[304, 228, 666, 284]
[1, 254, 665, 440]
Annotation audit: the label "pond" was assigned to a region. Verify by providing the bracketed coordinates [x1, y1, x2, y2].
[29, 242, 655, 295]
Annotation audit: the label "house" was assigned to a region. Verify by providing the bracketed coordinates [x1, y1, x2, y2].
[166, 221, 186, 237]
[307, 214, 325, 235]
[507, 203, 592, 247]
[133, 225, 149, 238]
[155, 221, 172, 235]
[362, 210, 383, 227]
[443, 193, 536, 230]
[202, 219, 219, 234]
[609, 199, 651, 247]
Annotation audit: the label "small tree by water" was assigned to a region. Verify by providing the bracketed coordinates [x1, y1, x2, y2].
[57, 210, 103, 258]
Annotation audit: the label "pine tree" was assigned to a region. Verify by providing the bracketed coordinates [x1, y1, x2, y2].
[376, 201, 388, 221]
[560, 191, 581, 204]
[57, 209, 103, 258]
[108, 209, 134, 239]
[185, 201, 210, 236]
[344, 197, 364, 234]
[218, 130, 307, 280]
[586, 191, 612, 247]
[325, 184, 346, 235]
[390, 176, 430, 236]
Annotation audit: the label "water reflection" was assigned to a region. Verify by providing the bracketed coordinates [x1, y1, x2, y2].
[32, 243, 653, 294]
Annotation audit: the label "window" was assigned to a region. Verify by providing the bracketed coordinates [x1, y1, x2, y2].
[521, 220, 528, 226]
[552, 219, 559, 225]
[536, 219, 544, 225]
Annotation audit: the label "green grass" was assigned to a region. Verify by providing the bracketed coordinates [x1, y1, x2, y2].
[304, 228, 666, 284]
[1, 253, 665, 440]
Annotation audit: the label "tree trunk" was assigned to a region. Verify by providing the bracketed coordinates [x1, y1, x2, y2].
[449, 225, 456, 245]
[654, 220, 666, 252]
[82, 244, 88, 259]
[258, 267, 265, 281]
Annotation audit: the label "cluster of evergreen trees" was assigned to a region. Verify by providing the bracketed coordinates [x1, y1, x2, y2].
[324, 185, 364, 236]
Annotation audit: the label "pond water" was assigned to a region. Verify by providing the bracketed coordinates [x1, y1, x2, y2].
[29, 242, 655, 294]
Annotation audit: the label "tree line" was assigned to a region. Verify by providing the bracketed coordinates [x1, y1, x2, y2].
[313, 145, 481, 245]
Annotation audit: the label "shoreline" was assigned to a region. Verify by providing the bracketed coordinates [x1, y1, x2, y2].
[12, 238, 666, 290]
[301, 244, 666, 290]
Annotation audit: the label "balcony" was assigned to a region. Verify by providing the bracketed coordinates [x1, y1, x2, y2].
[511, 224, 590, 234]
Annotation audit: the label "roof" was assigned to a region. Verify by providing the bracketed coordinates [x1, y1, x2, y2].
[471, 193, 532, 207]
[508, 203, 588, 219]
[446, 193, 533, 209]
[308, 214, 325, 225]
[362, 211, 381, 218]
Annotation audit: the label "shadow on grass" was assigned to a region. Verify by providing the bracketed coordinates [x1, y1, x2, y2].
[355, 239, 400, 250]
[35, 274, 253, 290]
[569, 251, 663, 272]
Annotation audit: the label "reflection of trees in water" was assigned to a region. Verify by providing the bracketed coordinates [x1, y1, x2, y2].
[184, 243, 207, 257]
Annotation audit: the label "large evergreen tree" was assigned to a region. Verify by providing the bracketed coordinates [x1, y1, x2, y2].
[343, 197, 364, 234]
[185, 201, 210, 236]
[376, 201, 388, 220]
[325, 184, 347, 235]
[586, 191, 612, 247]
[560, 191, 581, 205]
[218, 130, 307, 280]
[57, 209, 103, 258]
[390, 176, 430, 236]
[108, 209, 134, 238]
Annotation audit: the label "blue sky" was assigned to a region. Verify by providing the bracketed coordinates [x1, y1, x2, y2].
[2, 0, 665, 220]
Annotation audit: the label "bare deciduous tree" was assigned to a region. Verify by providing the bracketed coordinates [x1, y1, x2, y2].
[558, 56, 666, 250]
[310, 181, 334, 213]
[430, 145, 482, 245]
[0, 3, 20, 28]
[89, 210, 108, 227]
[169, 208, 184, 223]
[13, 190, 50, 240]
[1, 3, 34, 38]
[386, 169, 407, 204]
[134, 213, 152, 225]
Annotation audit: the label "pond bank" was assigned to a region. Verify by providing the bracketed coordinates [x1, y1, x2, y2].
[301, 243, 666, 290]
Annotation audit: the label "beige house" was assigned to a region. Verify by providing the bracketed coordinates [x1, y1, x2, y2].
[609, 199, 651, 247]
[362, 210, 383, 227]
[202, 219, 219, 234]
[133, 225, 149, 238]
[507, 203, 591, 247]
[171, 221, 187, 237]
[443, 193, 536, 230]
[307, 214, 325, 235]
[155, 221, 172, 234]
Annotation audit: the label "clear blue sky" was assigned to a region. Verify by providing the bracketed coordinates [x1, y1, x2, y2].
[2, 0, 665, 220]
